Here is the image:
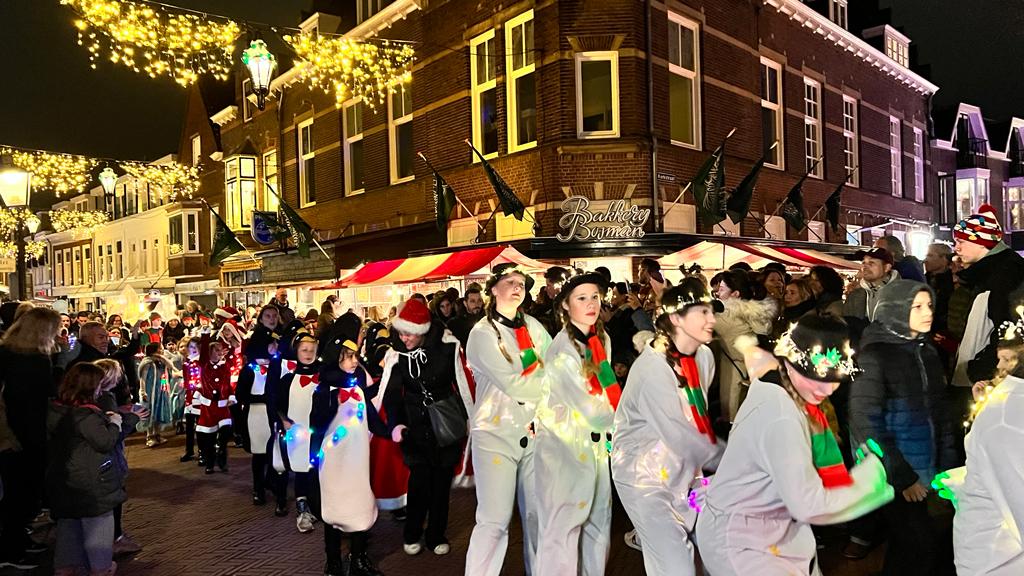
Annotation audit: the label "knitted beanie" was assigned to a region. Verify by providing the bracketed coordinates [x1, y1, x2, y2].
[954, 203, 1002, 249]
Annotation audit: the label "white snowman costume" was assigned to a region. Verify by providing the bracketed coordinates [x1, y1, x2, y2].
[317, 367, 378, 532]
[465, 313, 551, 576]
[611, 343, 723, 576]
[533, 328, 615, 576]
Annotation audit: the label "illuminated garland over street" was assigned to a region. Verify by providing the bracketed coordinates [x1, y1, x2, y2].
[0, 209, 35, 236]
[50, 208, 110, 235]
[285, 33, 415, 109]
[121, 161, 201, 200]
[61, 0, 241, 86]
[0, 147, 97, 196]
[0, 240, 47, 262]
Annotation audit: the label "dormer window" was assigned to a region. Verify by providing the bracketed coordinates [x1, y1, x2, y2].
[885, 32, 909, 67]
[358, 0, 395, 24]
[829, 0, 848, 30]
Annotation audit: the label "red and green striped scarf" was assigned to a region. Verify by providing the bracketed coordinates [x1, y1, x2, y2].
[583, 327, 621, 410]
[671, 353, 716, 444]
[515, 324, 541, 376]
[805, 402, 852, 488]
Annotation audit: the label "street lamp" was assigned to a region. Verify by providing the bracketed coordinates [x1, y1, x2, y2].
[0, 155, 32, 301]
[242, 38, 277, 111]
[99, 166, 117, 197]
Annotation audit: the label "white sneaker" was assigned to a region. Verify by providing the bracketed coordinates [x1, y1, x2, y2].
[145, 439, 157, 448]
[432, 543, 450, 555]
[403, 542, 422, 555]
[624, 529, 642, 551]
[296, 512, 316, 533]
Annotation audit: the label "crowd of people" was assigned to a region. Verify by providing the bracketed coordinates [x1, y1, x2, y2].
[0, 204, 1019, 575]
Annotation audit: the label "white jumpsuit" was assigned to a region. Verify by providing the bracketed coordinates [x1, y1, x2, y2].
[534, 330, 614, 576]
[611, 344, 723, 576]
[953, 375, 1024, 575]
[464, 314, 551, 576]
[695, 375, 894, 576]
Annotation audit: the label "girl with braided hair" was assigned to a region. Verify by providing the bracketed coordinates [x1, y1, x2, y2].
[696, 314, 894, 576]
[611, 278, 725, 576]
[465, 264, 552, 576]
[533, 271, 617, 576]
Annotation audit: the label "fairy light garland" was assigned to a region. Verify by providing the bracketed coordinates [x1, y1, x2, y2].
[121, 161, 200, 200]
[0, 209, 35, 236]
[50, 208, 110, 235]
[0, 147, 97, 196]
[774, 323, 860, 380]
[285, 32, 415, 109]
[0, 240, 47, 261]
[61, 0, 241, 86]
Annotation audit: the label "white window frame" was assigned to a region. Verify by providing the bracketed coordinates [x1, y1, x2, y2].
[505, 9, 537, 153]
[242, 78, 254, 122]
[169, 209, 201, 255]
[262, 150, 279, 211]
[761, 57, 784, 169]
[842, 95, 860, 187]
[96, 245, 105, 282]
[803, 78, 823, 179]
[191, 134, 201, 166]
[886, 34, 909, 67]
[388, 80, 414, 184]
[575, 51, 620, 139]
[667, 12, 701, 150]
[890, 116, 903, 198]
[470, 29, 499, 161]
[1005, 185, 1024, 231]
[343, 99, 366, 194]
[115, 241, 122, 280]
[913, 127, 925, 203]
[297, 118, 316, 207]
[829, 0, 848, 29]
[224, 155, 257, 229]
[357, 0, 386, 24]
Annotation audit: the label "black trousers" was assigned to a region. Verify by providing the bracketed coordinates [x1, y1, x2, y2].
[294, 471, 311, 500]
[325, 527, 368, 564]
[404, 462, 454, 547]
[881, 492, 955, 576]
[251, 453, 285, 501]
[0, 452, 40, 557]
[183, 413, 197, 456]
[197, 427, 232, 466]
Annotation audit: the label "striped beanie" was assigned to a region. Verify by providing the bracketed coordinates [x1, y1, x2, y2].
[954, 203, 1002, 249]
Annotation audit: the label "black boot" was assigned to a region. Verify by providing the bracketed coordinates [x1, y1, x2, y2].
[180, 452, 194, 462]
[216, 449, 228, 472]
[324, 559, 345, 576]
[252, 490, 266, 505]
[274, 499, 288, 517]
[346, 553, 382, 576]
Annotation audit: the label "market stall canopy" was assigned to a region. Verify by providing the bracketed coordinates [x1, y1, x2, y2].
[658, 240, 859, 272]
[314, 245, 550, 289]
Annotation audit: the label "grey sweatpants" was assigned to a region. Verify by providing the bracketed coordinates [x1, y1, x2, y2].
[54, 512, 115, 572]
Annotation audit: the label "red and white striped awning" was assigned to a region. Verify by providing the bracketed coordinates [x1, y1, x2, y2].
[658, 240, 858, 272]
[314, 245, 549, 289]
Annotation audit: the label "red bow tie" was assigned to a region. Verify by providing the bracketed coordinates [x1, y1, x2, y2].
[338, 388, 362, 403]
[257, 365, 268, 375]
[285, 360, 297, 372]
[299, 374, 319, 387]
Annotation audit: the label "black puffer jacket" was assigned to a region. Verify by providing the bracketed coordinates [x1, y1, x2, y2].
[46, 402, 126, 519]
[848, 280, 958, 492]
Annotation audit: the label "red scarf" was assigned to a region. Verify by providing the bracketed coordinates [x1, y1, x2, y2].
[671, 352, 716, 444]
[583, 327, 620, 410]
[805, 402, 852, 488]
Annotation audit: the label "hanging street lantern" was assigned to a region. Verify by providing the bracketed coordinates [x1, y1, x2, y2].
[99, 166, 118, 197]
[25, 214, 40, 234]
[0, 155, 32, 209]
[242, 39, 277, 111]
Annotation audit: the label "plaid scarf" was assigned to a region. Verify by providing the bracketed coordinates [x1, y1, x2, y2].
[670, 351, 716, 444]
[805, 402, 852, 488]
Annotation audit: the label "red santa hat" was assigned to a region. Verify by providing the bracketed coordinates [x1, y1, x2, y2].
[954, 203, 1003, 249]
[214, 306, 239, 320]
[391, 299, 431, 336]
[217, 318, 244, 349]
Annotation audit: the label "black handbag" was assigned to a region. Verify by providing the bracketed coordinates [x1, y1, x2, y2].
[419, 382, 468, 448]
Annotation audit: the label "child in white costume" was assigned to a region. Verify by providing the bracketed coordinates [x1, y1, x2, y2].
[696, 315, 894, 576]
[611, 279, 725, 576]
[534, 272, 619, 576]
[465, 264, 552, 576]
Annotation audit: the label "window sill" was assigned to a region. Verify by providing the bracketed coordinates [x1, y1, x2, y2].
[390, 175, 415, 185]
[670, 139, 701, 151]
[346, 189, 366, 197]
[766, 163, 785, 171]
[508, 140, 538, 154]
[299, 202, 317, 209]
[577, 131, 620, 140]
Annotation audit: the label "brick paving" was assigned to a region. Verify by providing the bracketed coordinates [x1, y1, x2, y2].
[5, 433, 885, 575]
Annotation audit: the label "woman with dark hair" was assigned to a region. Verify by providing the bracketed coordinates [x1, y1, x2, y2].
[465, 264, 551, 575]
[696, 315, 894, 575]
[612, 279, 725, 575]
[429, 293, 456, 329]
[809, 265, 846, 319]
[106, 315, 130, 345]
[534, 271, 617, 575]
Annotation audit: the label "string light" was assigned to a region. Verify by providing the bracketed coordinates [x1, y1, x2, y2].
[50, 208, 110, 236]
[0, 209, 35, 237]
[285, 32, 415, 109]
[0, 240, 47, 261]
[121, 161, 200, 200]
[0, 147, 97, 196]
[61, 0, 241, 86]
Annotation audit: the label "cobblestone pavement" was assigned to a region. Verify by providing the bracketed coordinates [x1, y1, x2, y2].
[5, 434, 884, 575]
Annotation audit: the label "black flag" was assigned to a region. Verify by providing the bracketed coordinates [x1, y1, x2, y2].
[825, 180, 845, 234]
[691, 140, 728, 226]
[432, 169, 456, 232]
[780, 177, 808, 232]
[468, 140, 525, 220]
[727, 153, 767, 225]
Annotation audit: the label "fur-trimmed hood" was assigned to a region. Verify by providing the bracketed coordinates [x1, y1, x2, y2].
[715, 297, 779, 338]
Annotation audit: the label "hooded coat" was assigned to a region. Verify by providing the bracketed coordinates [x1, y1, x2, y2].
[848, 280, 958, 492]
[714, 297, 778, 421]
[844, 269, 899, 322]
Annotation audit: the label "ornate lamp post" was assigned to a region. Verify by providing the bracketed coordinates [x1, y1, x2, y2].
[0, 155, 33, 300]
[242, 39, 277, 111]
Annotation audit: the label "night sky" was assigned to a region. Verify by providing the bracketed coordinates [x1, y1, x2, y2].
[0, 0, 1020, 163]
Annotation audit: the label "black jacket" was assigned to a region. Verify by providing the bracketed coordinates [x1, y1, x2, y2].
[0, 347, 57, 455]
[447, 312, 483, 349]
[69, 342, 141, 404]
[926, 269, 955, 333]
[46, 402, 126, 519]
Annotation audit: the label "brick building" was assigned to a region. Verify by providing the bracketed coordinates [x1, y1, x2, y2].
[194, 0, 938, 298]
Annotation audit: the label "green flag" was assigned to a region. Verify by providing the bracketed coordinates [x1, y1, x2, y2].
[780, 175, 809, 232]
[691, 138, 730, 226]
[209, 207, 245, 266]
[468, 140, 525, 220]
[279, 199, 314, 259]
[727, 154, 767, 225]
[825, 180, 845, 234]
[431, 168, 456, 232]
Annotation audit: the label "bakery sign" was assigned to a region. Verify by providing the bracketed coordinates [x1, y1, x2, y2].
[556, 195, 651, 242]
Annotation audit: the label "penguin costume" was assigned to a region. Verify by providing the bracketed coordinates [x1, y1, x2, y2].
[235, 325, 285, 507]
[313, 321, 387, 576]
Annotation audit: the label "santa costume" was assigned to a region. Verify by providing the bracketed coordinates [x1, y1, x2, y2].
[465, 264, 551, 576]
[611, 279, 725, 576]
[235, 327, 284, 508]
[533, 272, 617, 576]
[273, 331, 323, 533]
[195, 334, 236, 474]
[696, 316, 894, 576]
